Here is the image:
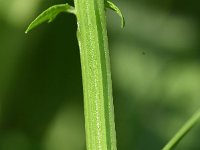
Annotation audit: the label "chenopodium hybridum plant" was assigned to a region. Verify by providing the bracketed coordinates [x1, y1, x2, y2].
[26, 0, 125, 150]
[26, 1, 200, 150]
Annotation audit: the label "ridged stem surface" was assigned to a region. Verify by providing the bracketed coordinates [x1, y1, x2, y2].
[74, 0, 117, 149]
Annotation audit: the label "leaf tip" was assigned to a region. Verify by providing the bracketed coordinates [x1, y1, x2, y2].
[24, 3, 75, 34]
[25, 28, 30, 34]
[106, 1, 125, 29]
[121, 16, 125, 28]
[25, 23, 33, 34]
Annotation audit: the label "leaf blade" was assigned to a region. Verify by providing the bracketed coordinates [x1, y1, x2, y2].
[105, 1, 125, 28]
[25, 3, 75, 33]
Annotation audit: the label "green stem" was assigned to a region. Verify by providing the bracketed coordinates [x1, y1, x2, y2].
[162, 108, 200, 150]
[74, 0, 117, 150]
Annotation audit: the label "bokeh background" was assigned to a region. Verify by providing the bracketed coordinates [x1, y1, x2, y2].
[0, 0, 200, 149]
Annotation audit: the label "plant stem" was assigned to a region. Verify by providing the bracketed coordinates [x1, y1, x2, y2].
[74, 0, 117, 150]
[162, 108, 200, 150]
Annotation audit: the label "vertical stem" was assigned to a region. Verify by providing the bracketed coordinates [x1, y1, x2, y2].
[74, 0, 117, 150]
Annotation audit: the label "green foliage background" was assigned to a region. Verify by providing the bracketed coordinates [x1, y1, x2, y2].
[0, 0, 200, 149]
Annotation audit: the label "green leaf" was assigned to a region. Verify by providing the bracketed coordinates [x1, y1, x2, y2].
[25, 3, 75, 33]
[105, 0, 125, 28]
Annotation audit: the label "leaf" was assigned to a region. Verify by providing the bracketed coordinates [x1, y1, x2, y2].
[25, 3, 75, 33]
[105, 1, 125, 28]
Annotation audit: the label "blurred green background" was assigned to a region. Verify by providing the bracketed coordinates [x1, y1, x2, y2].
[0, 0, 200, 149]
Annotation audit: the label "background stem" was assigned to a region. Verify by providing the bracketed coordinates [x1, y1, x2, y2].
[162, 109, 200, 150]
